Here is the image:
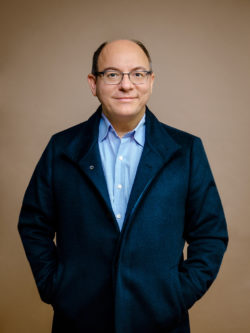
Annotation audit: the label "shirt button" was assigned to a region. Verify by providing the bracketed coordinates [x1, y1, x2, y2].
[117, 184, 122, 189]
[89, 165, 94, 170]
[116, 214, 121, 219]
[119, 155, 123, 161]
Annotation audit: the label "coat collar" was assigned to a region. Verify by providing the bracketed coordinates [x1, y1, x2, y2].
[62, 105, 181, 232]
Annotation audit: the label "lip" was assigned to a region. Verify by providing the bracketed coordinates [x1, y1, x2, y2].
[114, 97, 137, 102]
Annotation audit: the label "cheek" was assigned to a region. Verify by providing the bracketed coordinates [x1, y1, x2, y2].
[138, 86, 152, 100]
[96, 86, 115, 102]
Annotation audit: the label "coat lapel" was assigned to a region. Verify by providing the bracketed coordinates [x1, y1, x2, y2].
[62, 107, 118, 229]
[123, 108, 181, 231]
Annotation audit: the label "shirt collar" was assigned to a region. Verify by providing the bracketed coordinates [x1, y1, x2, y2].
[99, 112, 145, 147]
[99, 113, 112, 142]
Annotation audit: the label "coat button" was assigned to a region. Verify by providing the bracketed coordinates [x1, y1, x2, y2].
[89, 165, 94, 170]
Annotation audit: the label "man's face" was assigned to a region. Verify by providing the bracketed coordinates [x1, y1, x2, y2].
[88, 40, 154, 121]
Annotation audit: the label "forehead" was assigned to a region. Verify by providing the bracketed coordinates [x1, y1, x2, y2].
[98, 40, 150, 70]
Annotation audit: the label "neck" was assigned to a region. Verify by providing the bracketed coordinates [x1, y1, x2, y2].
[102, 108, 146, 138]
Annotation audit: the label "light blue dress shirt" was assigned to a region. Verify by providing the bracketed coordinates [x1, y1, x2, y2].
[98, 112, 145, 230]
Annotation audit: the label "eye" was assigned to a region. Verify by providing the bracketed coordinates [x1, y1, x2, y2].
[106, 71, 120, 78]
[132, 71, 145, 78]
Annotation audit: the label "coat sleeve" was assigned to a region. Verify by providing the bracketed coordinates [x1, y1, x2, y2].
[179, 137, 228, 310]
[18, 137, 58, 304]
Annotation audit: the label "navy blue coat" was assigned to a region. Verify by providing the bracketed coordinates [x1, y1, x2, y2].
[18, 107, 228, 333]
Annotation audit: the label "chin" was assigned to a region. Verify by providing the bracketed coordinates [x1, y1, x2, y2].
[113, 108, 140, 118]
[112, 104, 144, 117]
[102, 101, 145, 120]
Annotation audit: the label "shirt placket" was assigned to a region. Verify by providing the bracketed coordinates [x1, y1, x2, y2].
[113, 137, 127, 229]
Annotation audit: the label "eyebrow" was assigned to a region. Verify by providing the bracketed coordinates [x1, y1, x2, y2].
[100, 66, 149, 72]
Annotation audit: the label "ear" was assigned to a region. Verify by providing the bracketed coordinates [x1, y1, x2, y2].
[87, 74, 97, 96]
[150, 72, 155, 93]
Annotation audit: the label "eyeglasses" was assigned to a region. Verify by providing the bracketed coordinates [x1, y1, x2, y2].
[94, 69, 153, 85]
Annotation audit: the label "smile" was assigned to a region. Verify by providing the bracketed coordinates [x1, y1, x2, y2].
[114, 97, 137, 102]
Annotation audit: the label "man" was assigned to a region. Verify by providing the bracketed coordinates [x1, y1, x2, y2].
[18, 39, 228, 333]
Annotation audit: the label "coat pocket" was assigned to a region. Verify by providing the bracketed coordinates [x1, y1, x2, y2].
[51, 262, 64, 305]
[115, 262, 188, 332]
[154, 263, 188, 330]
[168, 264, 187, 312]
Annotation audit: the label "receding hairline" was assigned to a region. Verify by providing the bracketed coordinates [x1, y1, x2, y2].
[91, 39, 152, 74]
[102, 39, 146, 49]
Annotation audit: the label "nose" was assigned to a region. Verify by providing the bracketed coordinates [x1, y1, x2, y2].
[119, 73, 133, 90]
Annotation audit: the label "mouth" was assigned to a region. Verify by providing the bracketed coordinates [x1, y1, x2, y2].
[114, 97, 137, 102]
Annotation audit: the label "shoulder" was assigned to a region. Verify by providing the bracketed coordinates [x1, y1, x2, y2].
[49, 110, 100, 148]
[146, 108, 202, 149]
[156, 121, 209, 170]
[147, 107, 200, 140]
[52, 120, 88, 142]
[160, 122, 201, 147]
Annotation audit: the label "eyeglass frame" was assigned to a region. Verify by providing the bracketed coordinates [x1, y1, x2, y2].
[94, 69, 153, 85]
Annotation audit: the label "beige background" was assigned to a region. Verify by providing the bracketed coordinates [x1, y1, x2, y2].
[1, 0, 250, 332]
